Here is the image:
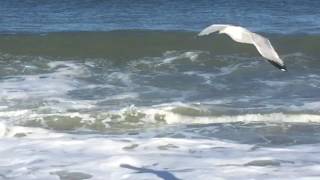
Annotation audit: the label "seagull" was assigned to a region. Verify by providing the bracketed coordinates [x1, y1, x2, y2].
[198, 24, 287, 71]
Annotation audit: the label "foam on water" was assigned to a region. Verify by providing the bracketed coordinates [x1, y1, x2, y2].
[0, 60, 87, 100]
[1, 122, 320, 179]
[0, 48, 320, 179]
[1, 102, 320, 133]
[0, 52, 319, 131]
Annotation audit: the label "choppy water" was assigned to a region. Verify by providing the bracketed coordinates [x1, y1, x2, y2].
[1, 1, 320, 179]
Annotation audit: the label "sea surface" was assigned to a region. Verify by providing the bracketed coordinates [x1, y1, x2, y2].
[0, 0, 320, 179]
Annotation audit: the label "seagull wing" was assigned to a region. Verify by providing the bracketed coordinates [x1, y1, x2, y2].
[250, 33, 287, 71]
[198, 24, 229, 36]
[199, 24, 287, 71]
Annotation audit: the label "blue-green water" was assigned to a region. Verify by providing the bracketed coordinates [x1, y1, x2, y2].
[0, 0, 319, 33]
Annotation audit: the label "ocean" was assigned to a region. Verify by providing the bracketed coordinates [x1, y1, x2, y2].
[0, 0, 320, 179]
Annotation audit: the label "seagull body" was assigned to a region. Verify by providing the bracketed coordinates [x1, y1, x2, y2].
[199, 24, 287, 71]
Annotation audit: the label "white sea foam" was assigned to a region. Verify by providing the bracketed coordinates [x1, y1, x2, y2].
[258, 80, 291, 87]
[1, 54, 320, 179]
[107, 71, 134, 87]
[288, 102, 320, 112]
[140, 107, 320, 124]
[130, 51, 204, 70]
[161, 51, 201, 64]
[0, 61, 88, 102]
[0, 75, 74, 100]
[1, 123, 320, 179]
[2, 101, 320, 131]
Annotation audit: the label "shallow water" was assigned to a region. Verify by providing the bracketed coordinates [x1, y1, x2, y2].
[1, 0, 320, 179]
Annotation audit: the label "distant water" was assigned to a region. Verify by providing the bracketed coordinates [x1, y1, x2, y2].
[1, 1, 320, 179]
[0, 0, 320, 34]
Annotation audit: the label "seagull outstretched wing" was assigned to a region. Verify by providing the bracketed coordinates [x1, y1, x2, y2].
[199, 24, 287, 71]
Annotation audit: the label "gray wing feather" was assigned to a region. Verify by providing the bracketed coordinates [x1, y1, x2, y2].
[251, 33, 284, 66]
[198, 24, 286, 71]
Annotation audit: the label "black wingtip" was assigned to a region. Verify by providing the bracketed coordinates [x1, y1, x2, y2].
[280, 66, 287, 72]
[268, 60, 287, 72]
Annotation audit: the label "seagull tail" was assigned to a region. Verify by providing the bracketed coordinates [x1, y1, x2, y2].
[267, 60, 287, 72]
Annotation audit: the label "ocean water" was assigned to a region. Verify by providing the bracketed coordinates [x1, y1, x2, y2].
[1, 1, 320, 179]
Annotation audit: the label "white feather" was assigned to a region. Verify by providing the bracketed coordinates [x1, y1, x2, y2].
[199, 24, 286, 71]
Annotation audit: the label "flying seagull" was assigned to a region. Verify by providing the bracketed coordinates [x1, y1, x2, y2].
[198, 24, 287, 71]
